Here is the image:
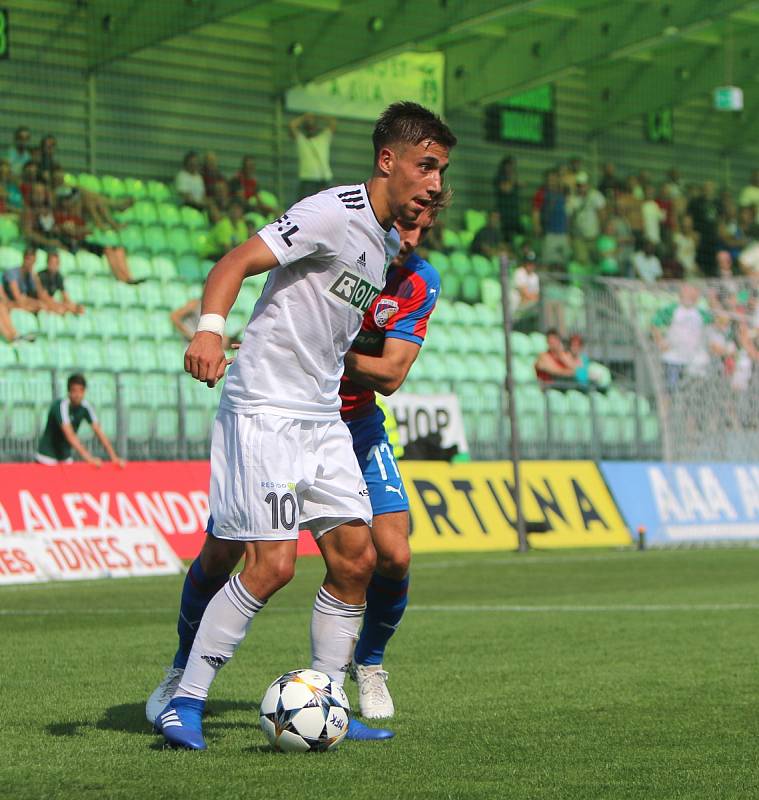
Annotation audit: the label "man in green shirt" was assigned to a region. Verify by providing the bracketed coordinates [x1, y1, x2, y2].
[35, 373, 125, 467]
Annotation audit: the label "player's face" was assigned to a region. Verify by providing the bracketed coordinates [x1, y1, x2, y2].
[385, 140, 449, 224]
[393, 208, 435, 267]
[68, 385, 85, 406]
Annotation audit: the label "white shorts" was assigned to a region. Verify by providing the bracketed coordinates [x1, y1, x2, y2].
[208, 408, 372, 542]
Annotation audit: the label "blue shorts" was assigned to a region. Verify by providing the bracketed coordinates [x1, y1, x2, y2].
[347, 407, 409, 516]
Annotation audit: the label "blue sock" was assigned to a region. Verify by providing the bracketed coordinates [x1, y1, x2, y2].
[353, 572, 409, 667]
[172, 559, 230, 669]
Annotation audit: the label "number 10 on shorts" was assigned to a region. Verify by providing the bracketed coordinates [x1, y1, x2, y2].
[264, 491, 298, 531]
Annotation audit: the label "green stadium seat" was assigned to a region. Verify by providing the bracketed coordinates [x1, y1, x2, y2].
[480, 278, 501, 309]
[119, 226, 145, 252]
[121, 308, 150, 340]
[0, 341, 17, 368]
[518, 412, 545, 442]
[77, 173, 102, 193]
[528, 331, 547, 356]
[123, 177, 147, 199]
[161, 283, 191, 309]
[566, 389, 591, 416]
[19, 340, 50, 368]
[458, 230, 475, 250]
[183, 376, 218, 409]
[136, 279, 164, 310]
[56, 249, 76, 275]
[76, 250, 108, 276]
[514, 384, 544, 414]
[177, 254, 203, 281]
[442, 273, 461, 301]
[452, 301, 478, 325]
[464, 209, 487, 233]
[9, 405, 39, 439]
[636, 395, 652, 415]
[0, 216, 20, 245]
[157, 203, 181, 227]
[127, 407, 152, 442]
[100, 175, 126, 198]
[257, 189, 279, 210]
[142, 372, 177, 407]
[167, 227, 193, 256]
[143, 226, 169, 255]
[147, 181, 172, 203]
[89, 227, 120, 248]
[245, 212, 267, 231]
[190, 230, 208, 255]
[156, 407, 179, 440]
[71, 341, 103, 371]
[606, 389, 632, 416]
[547, 389, 569, 415]
[185, 408, 211, 442]
[511, 356, 534, 385]
[460, 275, 481, 304]
[200, 259, 215, 279]
[149, 310, 177, 341]
[180, 206, 206, 230]
[0, 246, 22, 269]
[106, 340, 132, 371]
[10, 309, 38, 337]
[510, 331, 531, 357]
[441, 229, 461, 250]
[85, 372, 117, 408]
[449, 252, 471, 276]
[131, 341, 158, 371]
[126, 254, 152, 282]
[642, 414, 660, 442]
[589, 361, 611, 389]
[111, 281, 137, 309]
[426, 251, 449, 274]
[484, 353, 506, 381]
[470, 254, 493, 278]
[151, 255, 178, 282]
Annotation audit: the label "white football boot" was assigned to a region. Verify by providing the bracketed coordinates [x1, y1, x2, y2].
[145, 666, 184, 725]
[353, 663, 395, 719]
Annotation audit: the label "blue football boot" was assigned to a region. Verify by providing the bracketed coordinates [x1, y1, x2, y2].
[154, 697, 207, 750]
[345, 718, 394, 741]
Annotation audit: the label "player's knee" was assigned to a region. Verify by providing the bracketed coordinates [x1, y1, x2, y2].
[344, 543, 376, 587]
[199, 536, 243, 575]
[241, 551, 295, 596]
[376, 545, 410, 580]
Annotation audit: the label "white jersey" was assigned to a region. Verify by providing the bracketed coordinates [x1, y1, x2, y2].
[221, 184, 400, 421]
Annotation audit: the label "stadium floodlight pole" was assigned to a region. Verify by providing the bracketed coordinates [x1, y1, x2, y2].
[499, 254, 529, 553]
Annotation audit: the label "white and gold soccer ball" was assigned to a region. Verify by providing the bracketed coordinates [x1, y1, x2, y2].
[259, 668, 350, 752]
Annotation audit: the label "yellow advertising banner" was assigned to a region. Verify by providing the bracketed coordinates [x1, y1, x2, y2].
[400, 461, 630, 552]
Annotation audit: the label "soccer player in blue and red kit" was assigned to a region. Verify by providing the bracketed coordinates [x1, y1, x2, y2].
[146, 190, 449, 741]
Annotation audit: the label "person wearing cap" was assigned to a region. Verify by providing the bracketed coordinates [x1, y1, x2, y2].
[567, 171, 606, 265]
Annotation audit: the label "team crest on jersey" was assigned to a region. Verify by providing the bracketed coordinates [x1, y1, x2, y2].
[373, 298, 399, 327]
[328, 270, 381, 313]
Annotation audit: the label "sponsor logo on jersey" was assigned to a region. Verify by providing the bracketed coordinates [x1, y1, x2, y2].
[356, 252, 366, 269]
[352, 329, 384, 354]
[328, 270, 381, 313]
[373, 298, 399, 328]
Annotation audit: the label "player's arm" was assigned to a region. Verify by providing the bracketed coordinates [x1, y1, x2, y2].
[91, 421, 125, 467]
[534, 352, 575, 377]
[344, 337, 421, 396]
[184, 235, 279, 385]
[60, 423, 101, 466]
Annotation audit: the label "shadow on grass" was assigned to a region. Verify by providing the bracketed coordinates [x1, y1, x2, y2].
[46, 699, 260, 739]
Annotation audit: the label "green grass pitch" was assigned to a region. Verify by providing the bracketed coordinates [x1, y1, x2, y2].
[2, 547, 758, 800]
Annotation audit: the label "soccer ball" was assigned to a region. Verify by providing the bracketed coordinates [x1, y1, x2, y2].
[259, 668, 350, 752]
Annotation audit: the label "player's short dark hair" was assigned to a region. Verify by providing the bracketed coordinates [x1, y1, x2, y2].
[372, 102, 457, 160]
[545, 328, 561, 339]
[67, 373, 87, 390]
[24, 246, 37, 257]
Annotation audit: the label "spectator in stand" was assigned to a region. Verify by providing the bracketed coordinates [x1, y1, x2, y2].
[2, 246, 57, 313]
[563, 155, 583, 194]
[616, 176, 644, 247]
[707, 312, 737, 379]
[606, 196, 635, 276]
[6, 126, 32, 177]
[512, 249, 540, 308]
[202, 199, 249, 261]
[19, 161, 41, 205]
[201, 151, 225, 196]
[54, 186, 139, 284]
[417, 217, 449, 257]
[207, 180, 231, 225]
[51, 167, 128, 232]
[175, 151, 208, 210]
[534, 328, 576, 387]
[673, 214, 700, 280]
[641, 183, 666, 248]
[38, 250, 84, 315]
[35, 373, 124, 467]
[532, 169, 570, 268]
[289, 112, 336, 200]
[0, 158, 23, 214]
[567, 171, 606, 264]
[598, 162, 622, 198]
[170, 289, 234, 350]
[565, 334, 594, 389]
[716, 249, 738, 292]
[663, 167, 686, 212]
[22, 182, 63, 251]
[719, 199, 754, 264]
[493, 156, 522, 242]
[651, 283, 711, 392]
[229, 155, 276, 216]
[38, 134, 59, 185]
[597, 220, 620, 276]
[688, 180, 721, 276]
[0, 285, 24, 342]
[470, 210, 508, 259]
[739, 169, 759, 222]
[632, 239, 662, 283]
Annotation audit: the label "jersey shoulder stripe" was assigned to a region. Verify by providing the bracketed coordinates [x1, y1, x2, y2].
[337, 186, 366, 210]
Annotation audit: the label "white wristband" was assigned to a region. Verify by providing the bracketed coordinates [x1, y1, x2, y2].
[196, 313, 226, 337]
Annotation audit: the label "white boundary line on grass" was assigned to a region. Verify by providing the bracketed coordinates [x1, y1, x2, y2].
[2, 602, 759, 617]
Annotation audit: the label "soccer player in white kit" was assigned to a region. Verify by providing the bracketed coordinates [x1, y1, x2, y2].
[154, 102, 456, 750]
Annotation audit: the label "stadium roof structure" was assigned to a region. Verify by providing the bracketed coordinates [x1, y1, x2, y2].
[85, 0, 759, 142]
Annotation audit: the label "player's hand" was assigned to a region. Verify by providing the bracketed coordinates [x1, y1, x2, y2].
[115, 458, 126, 468]
[185, 331, 228, 386]
[88, 456, 103, 467]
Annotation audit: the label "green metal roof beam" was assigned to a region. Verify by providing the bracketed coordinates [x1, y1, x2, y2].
[587, 27, 759, 134]
[444, 0, 747, 110]
[272, 0, 545, 91]
[85, 0, 269, 71]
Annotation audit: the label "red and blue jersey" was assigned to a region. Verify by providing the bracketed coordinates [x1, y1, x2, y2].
[340, 253, 440, 420]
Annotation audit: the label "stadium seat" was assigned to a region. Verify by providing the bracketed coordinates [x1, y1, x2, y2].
[106, 340, 133, 371]
[459, 275, 481, 304]
[190, 230, 208, 254]
[480, 278, 501, 308]
[511, 357, 534, 385]
[147, 180, 171, 203]
[122, 308, 150, 340]
[245, 212, 267, 231]
[470, 254, 493, 279]
[464, 209, 487, 233]
[510, 332, 531, 357]
[180, 206, 206, 230]
[119, 226, 145, 252]
[157, 203, 181, 227]
[167, 227, 193, 256]
[156, 406, 179, 440]
[9, 404, 39, 439]
[449, 251, 471, 276]
[151, 255, 178, 283]
[100, 175, 126, 198]
[185, 408, 211, 442]
[89, 227, 120, 248]
[257, 189, 279, 210]
[0, 341, 17, 368]
[148, 310, 177, 342]
[10, 309, 38, 337]
[0, 216, 19, 245]
[76, 250, 108, 276]
[161, 282, 192, 310]
[528, 332, 547, 356]
[143, 226, 169, 255]
[441, 229, 461, 250]
[177, 254, 202, 281]
[0, 245, 22, 269]
[200, 259, 215, 279]
[77, 173, 102, 193]
[131, 341, 158, 371]
[136, 279, 164, 310]
[127, 407, 153, 441]
[123, 177, 147, 199]
[143, 372, 177, 407]
[426, 251, 449, 274]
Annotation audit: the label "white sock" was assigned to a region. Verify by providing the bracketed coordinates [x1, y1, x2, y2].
[174, 574, 265, 701]
[311, 586, 366, 686]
